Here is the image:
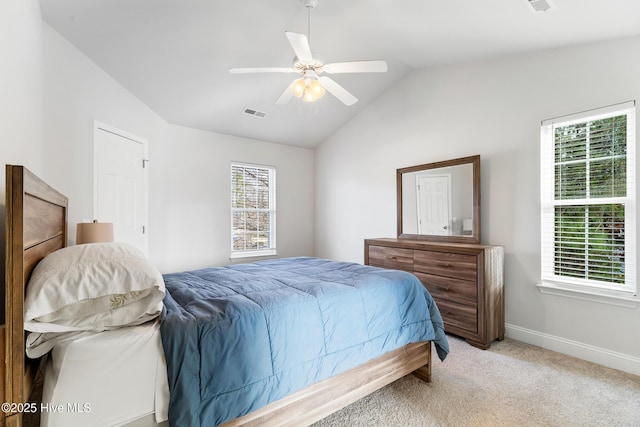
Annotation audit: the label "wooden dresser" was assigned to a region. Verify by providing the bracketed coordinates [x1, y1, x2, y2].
[365, 238, 504, 349]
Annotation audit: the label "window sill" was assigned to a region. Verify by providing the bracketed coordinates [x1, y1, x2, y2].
[537, 281, 639, 308]
[230, 249, 277, 261]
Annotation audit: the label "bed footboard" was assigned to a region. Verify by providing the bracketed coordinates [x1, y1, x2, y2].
[221, 341, 431, 427]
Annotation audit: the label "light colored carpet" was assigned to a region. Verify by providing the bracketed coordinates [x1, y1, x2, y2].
[312, 335, 640, 427]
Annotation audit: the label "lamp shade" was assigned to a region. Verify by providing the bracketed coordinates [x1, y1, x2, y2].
[76, 220, 114, 244]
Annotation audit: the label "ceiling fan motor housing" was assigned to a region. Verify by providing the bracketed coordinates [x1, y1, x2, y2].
[293, 56, 325, 73]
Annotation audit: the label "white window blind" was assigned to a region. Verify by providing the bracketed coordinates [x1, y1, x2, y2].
[230, 163, 276, 258]
[541, 101, 636, 295]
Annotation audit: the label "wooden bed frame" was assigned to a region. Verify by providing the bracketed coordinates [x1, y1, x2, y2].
[1, 165, 432, 427]
[2, 165, 68, 427]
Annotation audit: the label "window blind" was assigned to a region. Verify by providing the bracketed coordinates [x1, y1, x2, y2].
[541, 101, 636, 294]
[231, 163, 276, 255]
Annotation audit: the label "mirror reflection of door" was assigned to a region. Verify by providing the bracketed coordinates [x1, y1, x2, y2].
[415, 174, 452, 235]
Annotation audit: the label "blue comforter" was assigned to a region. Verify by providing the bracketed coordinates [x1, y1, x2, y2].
[160, 257, 448, 427]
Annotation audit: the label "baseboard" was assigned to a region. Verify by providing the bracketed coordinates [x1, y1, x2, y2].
[505, 324, 640, 376]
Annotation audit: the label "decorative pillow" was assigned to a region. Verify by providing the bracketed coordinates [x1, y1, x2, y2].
[24, 242, 165, 335]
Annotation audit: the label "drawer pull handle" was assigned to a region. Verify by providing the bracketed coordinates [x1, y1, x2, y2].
[387, 256, 398, 260]
[436, 263, 452, 268]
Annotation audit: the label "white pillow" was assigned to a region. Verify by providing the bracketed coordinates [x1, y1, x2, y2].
[24, 242, 165, 334]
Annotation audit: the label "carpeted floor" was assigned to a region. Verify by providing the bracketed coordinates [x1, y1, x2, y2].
[312, 335, 640, 427]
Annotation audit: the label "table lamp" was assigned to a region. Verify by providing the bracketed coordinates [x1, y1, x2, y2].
[76, 220, 114, 244]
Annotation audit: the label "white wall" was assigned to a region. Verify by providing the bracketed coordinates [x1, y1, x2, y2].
[316, 36, 640, 373]
[41, 22, 315, 273]
[0, 0, 44, 313]
[0, 0, 44, 189]
[42, 23, 167, 246]
[149, 124, 314, 273]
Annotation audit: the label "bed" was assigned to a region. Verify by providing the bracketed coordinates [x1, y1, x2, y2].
[1, 165, 448, 427]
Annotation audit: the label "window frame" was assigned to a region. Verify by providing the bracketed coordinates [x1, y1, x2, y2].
[230, 162, 277, 259]
[539, 101, 637, 305]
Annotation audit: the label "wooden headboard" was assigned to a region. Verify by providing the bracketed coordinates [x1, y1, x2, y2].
[2, 165, 68, 427]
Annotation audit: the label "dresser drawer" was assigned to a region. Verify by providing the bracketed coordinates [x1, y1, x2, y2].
[414, 250, 477, 281]
[436, 299, 477, 333]
[415, 272, 477, 307]
[365, 238, 504, 349]
[367, 246, 413, 271]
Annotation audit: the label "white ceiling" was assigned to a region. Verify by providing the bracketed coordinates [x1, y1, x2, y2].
[40, 0, 640, 148]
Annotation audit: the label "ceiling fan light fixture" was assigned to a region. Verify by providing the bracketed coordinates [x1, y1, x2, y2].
[308, 79, 325, 99]
[292, 78, 306, 97]
[292, 77, 325, 102]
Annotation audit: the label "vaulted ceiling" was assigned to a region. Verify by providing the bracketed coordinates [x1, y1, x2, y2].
[40, 0, 640, 147]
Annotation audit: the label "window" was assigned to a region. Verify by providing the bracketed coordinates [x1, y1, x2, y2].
[540, 101, 636, 298]
[230, 163, 276, 258]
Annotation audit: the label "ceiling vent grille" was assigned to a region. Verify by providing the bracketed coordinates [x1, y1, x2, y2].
[243, 107, 267, 118]
[528, 0, 554, 13]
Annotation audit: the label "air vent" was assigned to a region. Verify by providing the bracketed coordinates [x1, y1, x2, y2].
[528, 0, 555, 13]
[243, 107, 267, 118]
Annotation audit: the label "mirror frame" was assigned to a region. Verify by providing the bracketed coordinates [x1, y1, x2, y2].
[397, 154, 481, 244]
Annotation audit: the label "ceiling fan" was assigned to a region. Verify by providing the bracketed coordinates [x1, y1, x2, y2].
[229, 0, 387, 106]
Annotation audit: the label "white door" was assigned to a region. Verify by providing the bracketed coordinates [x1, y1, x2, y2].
[93, 121, 148, 254]
[416, 174, 451, 235]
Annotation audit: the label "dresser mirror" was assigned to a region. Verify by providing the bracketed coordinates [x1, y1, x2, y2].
[397, 155, 480, 243]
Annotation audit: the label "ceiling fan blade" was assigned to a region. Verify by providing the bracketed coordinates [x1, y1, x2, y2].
[318, 76, 358, 106]
[285, 32, 313, 62]
[323, 60, 388, 74]
[275, 82, 295, 105]
[229, 67, 296, 74]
